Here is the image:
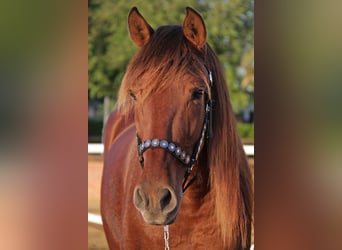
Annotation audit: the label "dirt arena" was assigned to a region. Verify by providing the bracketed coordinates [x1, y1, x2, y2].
[88, 155, 108, 250]
[88, 155, 254, 250]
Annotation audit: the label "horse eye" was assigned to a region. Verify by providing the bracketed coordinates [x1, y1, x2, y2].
[191, 88, 204, 100]
[129, 90, 136, 101]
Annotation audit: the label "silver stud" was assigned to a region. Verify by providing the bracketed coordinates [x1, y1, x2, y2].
[175, 147, 182, 156]
[185, 155, 191, 164]
[139, 144, 144, 153]
[144, 139, 151, 148]
[181, 151, 186, 160]
[160, 140, 168, 148]
[168, 143, 176, 152]
[151, 139, 159, 147]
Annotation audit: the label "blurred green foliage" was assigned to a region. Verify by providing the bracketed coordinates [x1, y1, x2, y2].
[88, 0, 254, 138]
[237, 122, 254, 139]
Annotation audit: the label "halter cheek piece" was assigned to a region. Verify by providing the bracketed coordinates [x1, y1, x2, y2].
[136, 71, 214, 192]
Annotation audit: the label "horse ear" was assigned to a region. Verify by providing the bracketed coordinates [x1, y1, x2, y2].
[128, 7, 154, 47]
[183, 7, 207, 50]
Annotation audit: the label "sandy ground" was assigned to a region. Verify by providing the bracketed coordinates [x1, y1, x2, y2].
[88, 156, 254, 250]
[88, 156, 108, 250]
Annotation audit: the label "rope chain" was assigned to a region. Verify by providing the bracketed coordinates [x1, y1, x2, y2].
[163, 225, 170, 250]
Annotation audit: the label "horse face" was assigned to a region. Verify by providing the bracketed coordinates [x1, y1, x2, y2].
[126, 6, 209, 226]
[131, 78, 207, 225]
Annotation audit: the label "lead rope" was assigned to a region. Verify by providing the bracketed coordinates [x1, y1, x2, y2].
[163, 225, 170, 250]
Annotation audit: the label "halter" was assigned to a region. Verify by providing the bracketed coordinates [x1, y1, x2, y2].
[136, 71, 214, 192]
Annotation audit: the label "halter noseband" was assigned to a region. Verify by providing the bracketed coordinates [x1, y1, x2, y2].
[136, 71, 214, 192]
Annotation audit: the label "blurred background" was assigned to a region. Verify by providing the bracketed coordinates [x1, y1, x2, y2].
[1, 0, 341, 249]
[88, 0, 254, 143]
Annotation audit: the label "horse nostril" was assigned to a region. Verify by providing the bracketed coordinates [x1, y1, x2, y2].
[159, 187, 177, 213]
[134, 186, 148, 210]
[159, 188, 172, 210]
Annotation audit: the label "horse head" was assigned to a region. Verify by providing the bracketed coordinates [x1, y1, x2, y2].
[122, 7, 211, 225]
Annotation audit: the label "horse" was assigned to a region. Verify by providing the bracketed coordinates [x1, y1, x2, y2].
[101, 6, 253, 250]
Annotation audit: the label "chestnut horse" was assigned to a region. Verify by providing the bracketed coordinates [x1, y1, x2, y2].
[101, 7, 253, 250]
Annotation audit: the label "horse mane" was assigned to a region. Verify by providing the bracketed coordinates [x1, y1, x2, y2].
[206, 46, 253, 249]
[117, 25, 253, 249]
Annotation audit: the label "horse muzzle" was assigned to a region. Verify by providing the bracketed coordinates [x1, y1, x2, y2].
[133, 185, 178, 225]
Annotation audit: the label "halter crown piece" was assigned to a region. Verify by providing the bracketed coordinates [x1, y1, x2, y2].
[136, 71, 214, 192]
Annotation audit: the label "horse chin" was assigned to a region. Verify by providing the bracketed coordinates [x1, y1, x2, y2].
[141, 209, 178, 226]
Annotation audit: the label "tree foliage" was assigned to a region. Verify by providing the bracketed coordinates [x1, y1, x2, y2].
[88, 0, 254, 114]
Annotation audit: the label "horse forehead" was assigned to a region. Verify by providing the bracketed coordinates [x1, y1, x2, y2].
[144, 85, 185, 105]
[137, 89, 186, 131]
[141, 96, 179, 122]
